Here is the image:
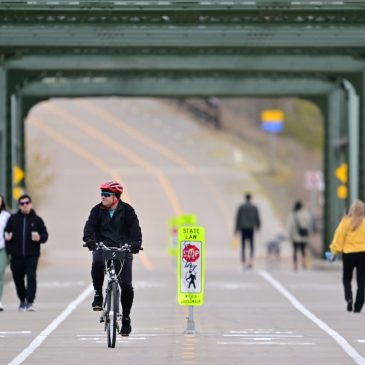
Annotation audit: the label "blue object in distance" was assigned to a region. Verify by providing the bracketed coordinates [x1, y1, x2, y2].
[261, 121, 284, 133]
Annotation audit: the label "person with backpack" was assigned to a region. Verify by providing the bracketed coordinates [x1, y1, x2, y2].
[287, 200, 311, 270]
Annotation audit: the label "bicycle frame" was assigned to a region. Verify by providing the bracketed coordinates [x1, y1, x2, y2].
[97, 242, 128, 348]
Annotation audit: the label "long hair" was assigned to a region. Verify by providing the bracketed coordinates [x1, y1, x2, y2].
[0, 194, 6, 212]
[347, 199, 365, 231]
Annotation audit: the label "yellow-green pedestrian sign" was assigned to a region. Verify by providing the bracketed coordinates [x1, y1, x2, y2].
[168, 214, 197, 257]
[177, 226, 205, 306]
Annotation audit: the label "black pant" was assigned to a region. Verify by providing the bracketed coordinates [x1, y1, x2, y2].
[92, 250, 134, 317]
[342, 252, 365, 312]
[293, 241, 307, 264]
[10, 256, 39, 303]
[240, 228, 254, 263]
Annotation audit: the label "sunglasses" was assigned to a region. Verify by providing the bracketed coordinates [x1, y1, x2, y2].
[19, 201, 30, 206]
[101, 191, 113, 198]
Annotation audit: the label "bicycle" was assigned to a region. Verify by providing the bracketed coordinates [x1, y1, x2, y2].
[84, 242, 129, 348]
[84, 241, 142, 347]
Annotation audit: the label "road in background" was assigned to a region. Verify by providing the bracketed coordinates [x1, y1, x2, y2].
[1, 98, 364, 365]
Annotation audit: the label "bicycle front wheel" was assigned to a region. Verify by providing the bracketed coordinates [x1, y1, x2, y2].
[106, 281, 119, 348]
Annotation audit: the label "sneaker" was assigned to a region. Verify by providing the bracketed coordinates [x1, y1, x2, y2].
[18, 301, 27, 312]
[0, 301, 3, 311]
[347, 300, 353, 312]
[92, 292, 103, 311]
[120, 317, 132, 337]
[26, 303, 35, 312]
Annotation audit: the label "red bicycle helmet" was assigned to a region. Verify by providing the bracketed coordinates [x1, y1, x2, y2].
[99, 180, 123, 196]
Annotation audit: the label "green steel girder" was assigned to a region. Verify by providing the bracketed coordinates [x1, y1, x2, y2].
[19, 75, 337, 98]
[5, 54, 365, 74]
[1, 25, 365, 49]
[1, 1, 365, 52]
[0, 1, 365, 22]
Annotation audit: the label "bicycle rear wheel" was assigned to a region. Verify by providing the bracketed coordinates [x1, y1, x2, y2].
[106, 281, 119, 348]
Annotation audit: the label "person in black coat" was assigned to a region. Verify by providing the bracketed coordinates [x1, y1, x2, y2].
[83, 180, 142, 337]
[4, 194, 48, 311]
[235, 193, 261, 269]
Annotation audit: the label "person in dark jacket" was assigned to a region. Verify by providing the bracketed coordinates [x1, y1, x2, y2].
[4, 194, 48, 311]
[83, 180, 142, 337]
[235, 193, 261, 269]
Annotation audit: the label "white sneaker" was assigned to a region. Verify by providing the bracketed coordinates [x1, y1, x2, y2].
[26, 303, 35, 312]
[0, 301, 3, 311]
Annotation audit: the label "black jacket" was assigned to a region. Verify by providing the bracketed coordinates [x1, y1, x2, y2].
[5, 209, 48, 257]
[83, 201, 142, 255]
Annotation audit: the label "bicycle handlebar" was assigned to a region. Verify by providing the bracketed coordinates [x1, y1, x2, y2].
[82, 241, 143, 251]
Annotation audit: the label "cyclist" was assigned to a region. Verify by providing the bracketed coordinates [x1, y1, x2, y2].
[83, 180, 142, 336]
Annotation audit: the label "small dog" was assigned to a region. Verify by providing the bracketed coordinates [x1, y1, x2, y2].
[266, 233, 286, 262]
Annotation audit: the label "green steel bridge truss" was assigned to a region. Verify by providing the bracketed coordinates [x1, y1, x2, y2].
[1, 1, 365, 249]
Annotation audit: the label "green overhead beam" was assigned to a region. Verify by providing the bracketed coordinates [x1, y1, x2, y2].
[1, 26, 365, 49]
[5, 54, 365, 73]
[19, 76, 336, 97]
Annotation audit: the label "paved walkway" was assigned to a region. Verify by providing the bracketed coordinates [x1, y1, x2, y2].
[1, 98, 361, 365]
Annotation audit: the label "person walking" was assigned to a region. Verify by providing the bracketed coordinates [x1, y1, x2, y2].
[329, 199, 365, 313]
[287, 200, 311, 270]
[4, 194, 48, 311]
[0, 194, 11, 311]
[235, 193, 261, 269]
[83, 180, 142, 337]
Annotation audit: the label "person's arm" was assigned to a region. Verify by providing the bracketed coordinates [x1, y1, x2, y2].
[235, 207, 241, 233]
[82, 206, 100, 242]
[255, 207, 261, 230]
[126, 205, 142, 253]
[329, 218, 348, 255]
[287, 214, 294, 241]
[37, 217, 48, 243]
[4, 215, 13, 242]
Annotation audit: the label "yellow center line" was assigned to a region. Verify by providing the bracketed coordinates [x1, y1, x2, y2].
[28, 116, 153, 270]
[42, 102, 183, 217]
[77, 99, 197, 174]
[75, 99, 232, 232]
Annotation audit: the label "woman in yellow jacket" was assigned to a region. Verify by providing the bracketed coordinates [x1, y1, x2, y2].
[330, 199, 365, 313]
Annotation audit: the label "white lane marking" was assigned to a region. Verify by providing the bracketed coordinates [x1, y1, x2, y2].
[259, 270, 365, 365]
[230, 330, 293, 334]
[7, 284, 93, 365]
[218, 342, 315, 346]
[0, 331, 31, 335]
[224, 334, 304, 338]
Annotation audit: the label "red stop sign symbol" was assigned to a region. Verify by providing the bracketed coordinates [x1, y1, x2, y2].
[182, 244, 200, 263]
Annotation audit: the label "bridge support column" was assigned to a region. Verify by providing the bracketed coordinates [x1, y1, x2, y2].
[10, 93, 26, 208]
[0, 67, 10, 205]
[323, 88, 348, 249]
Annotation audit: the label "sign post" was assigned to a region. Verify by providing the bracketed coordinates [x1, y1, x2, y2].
[178, 226, 205, 333]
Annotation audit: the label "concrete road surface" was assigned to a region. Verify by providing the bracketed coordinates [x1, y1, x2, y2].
[1, 98, 364, 365]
